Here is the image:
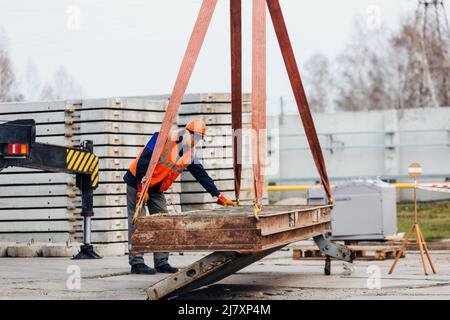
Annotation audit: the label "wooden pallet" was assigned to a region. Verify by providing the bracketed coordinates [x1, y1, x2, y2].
[293, 245, 404, 261]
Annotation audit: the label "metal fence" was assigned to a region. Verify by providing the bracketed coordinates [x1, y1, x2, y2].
[267, 106, 450, 202]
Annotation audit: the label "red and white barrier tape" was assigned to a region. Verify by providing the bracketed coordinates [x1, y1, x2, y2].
[418, 184, 450, 194]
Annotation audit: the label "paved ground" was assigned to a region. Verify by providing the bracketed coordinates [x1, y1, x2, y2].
[1, 247, 449, 300]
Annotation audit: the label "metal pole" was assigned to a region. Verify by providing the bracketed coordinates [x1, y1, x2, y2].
[84, 216, 91, 245]
[81, 184, 94, 246]
[414, 177, 418, 224]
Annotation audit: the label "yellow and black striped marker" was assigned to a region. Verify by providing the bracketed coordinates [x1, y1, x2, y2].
[66, 149, 99, 188]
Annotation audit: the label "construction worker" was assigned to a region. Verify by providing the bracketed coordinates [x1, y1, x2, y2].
[124, 119, 236, 274]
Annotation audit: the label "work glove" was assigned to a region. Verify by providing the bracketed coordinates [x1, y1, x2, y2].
[136, 184, 149, 204]
[217, 194, 237, 207]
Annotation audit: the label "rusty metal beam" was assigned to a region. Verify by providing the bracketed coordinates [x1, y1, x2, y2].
[230, 0, 243, 203]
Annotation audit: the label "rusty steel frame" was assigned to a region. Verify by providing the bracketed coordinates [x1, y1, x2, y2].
[142, 217, 356, 300]
[131, 205, 332, 254]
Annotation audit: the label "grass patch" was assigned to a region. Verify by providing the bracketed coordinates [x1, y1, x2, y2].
[397, 201, 450, 242]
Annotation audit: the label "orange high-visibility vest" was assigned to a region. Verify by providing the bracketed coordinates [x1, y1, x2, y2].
[129, 130, 193, 192]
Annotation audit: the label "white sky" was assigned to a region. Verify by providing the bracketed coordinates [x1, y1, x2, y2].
[0, 0, 445, 99]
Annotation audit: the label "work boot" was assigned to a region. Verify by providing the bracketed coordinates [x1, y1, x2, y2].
[131, 263, 157, 275]
[156, 264, 179, 274]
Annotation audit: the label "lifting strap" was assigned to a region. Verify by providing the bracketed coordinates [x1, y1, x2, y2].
[252, 0, 267, 208]
[230, 0, 242, 203]
[267, 0, 333, 203]
[134, 0, 333, 222]
[134, 0, 218, 220]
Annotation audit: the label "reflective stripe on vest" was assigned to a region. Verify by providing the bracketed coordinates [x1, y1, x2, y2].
[159, 139, 185, 173]
[128, 130, 193, 191]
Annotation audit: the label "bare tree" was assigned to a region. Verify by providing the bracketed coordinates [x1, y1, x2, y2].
[0, 30, 84, 102]
[333, 19, 396, 111]
[390, 16, 425, 109]
[303, 53, 333, 112]
[390, 12, 450, 109]
[332, 11, 450, 111]
[40, 67, 84, 101]
[0, 30, 16, 102]
[20, 60, 42, 102]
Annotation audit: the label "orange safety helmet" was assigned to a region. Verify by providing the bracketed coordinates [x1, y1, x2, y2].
[186, 119, 207, 137]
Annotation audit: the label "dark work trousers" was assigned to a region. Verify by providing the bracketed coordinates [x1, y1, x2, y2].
[127, 184, 169, 268]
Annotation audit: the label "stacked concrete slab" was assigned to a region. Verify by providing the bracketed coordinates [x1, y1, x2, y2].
[0, 93, 266, 256]
[0, 97, 181, 252]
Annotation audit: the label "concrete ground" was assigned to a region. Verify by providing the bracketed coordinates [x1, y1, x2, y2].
[1, 246, 449, 300]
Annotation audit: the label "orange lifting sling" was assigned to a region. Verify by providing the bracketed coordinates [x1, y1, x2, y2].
[134, 0, 332, 222]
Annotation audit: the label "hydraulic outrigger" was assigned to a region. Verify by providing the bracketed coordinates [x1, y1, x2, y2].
[0, 119, 101, 259]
